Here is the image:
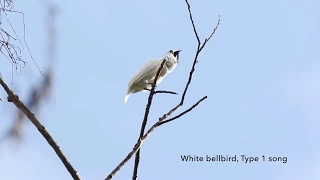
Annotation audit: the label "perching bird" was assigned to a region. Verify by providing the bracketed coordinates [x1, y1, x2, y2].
[125, 50, 181, 103]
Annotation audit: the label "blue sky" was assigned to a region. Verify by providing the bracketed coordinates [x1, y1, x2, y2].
[0, 0, 319, 179]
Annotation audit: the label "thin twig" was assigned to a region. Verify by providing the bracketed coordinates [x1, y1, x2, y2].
[185, 0, 200, 46]
[155, 90, 178, 95]
[199, 15, 220, 52]
[143, 88, 178, 95]
[0, 77, 81, 180]
[0, 4, 43, 74]
[158, 96, 207, 126]
[0, 2, 30, 80]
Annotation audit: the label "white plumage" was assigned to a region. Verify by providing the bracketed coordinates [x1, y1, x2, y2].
[125, 50, 181, 103]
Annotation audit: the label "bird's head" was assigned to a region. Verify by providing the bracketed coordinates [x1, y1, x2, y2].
[168, 50, 182, 63]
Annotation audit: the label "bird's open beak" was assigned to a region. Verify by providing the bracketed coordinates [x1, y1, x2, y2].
[174, 50, 182, 64]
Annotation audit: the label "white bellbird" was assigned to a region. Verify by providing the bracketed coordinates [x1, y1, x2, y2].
[125, 50, 181, 103]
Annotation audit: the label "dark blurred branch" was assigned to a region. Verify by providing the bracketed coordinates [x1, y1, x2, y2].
[0, 77, 81, 180]
[0, 2, 80, 179]
[0, 111, 24, 145]
[0, 0, 58, 148]
[0, 69, 53, 143]
[105, 0, 220, 179]
[5, 1, 90, 180]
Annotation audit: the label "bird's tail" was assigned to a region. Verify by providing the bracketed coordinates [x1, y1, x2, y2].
[124, 93, 131, 103]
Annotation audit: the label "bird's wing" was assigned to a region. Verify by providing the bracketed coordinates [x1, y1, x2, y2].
[128, 59, 160, 87]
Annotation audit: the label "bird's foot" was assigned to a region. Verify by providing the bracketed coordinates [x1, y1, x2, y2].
[144, 79, 156, 85]
[143, 88, 152, 91]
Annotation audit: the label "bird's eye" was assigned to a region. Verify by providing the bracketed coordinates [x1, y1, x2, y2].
[169, 50, 173, 53]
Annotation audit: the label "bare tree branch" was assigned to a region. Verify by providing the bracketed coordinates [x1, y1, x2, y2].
[131, 1, 220, 179]
[0, 77, 81, 180]
[132, 59, 166, 180]
[105, 0, 220, 179]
